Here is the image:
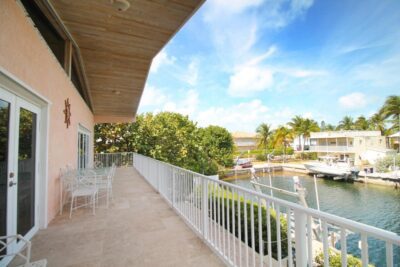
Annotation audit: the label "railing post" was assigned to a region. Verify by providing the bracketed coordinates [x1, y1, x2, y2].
[156, 161, 160, 193]
[202, 177, 208, 240]
[294, 210, 308, 267]
[172, 168, 176, 208]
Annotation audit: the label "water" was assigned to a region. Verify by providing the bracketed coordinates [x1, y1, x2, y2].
[227, 171, 400, 266]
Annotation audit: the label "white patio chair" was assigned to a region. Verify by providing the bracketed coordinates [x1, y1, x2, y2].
[59, 167, 75, 215]
[96, 168, 113, 208]
[69, 170, 98, 218]
[0, 235, 47, 267]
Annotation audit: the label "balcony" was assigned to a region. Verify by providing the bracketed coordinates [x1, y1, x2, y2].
[10, 167, 223, 267]
[10, 153, 400, 267]
[309, 145, 354, 153]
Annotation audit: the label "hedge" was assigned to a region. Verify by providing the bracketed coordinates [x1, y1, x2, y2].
[208, 187, 288, 260]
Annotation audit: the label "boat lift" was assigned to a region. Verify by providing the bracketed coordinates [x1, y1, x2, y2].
[249, 168, 345, 246]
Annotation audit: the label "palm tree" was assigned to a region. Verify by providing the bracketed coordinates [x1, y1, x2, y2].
[369, 112, 386, 135]
[337, 116, 354, 130]
[256, 123, 272, 154]
[380, 95, 400, 131]
[301, 118, 320, 149]
[325, 124, 336, 131]
[272, 126, 294, 156]
[380, 95, 400, 151]
[354, 116, 369, 130]
[288, 115, 304, 151]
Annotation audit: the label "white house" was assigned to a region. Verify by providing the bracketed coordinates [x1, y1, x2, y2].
[308, 131, 390, 165]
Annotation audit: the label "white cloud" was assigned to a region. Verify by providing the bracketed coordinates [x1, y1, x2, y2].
[338, 92, 368, 110]
[150, 50, 176, 73]
[284, 69, 327, 78]
[262, 0, 315, 29]
[160, 89, 199, 117]
[195, 99, 295, 132]
[245, 46, 277, 66]
[140, 85, 168, 107]
[180, 59, 199, 86]
[204, 0, 264, 20]
[228, 66, 274, 97]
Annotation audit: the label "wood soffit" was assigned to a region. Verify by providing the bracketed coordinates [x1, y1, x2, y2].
[48, 0, 204, 118]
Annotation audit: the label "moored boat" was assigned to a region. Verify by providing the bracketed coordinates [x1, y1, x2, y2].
[304, 156, 359, 181]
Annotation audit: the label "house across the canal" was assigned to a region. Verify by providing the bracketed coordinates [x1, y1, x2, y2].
[308, 130, 394, 165]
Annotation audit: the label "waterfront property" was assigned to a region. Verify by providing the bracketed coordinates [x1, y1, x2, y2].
[0, 0, 203, 265]
[232, 132, 260, 152]
[309, 131, 392, 165]
[1, 0, 400, 266]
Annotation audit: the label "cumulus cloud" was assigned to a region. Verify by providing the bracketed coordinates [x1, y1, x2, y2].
[140, 85, 168, 107]
[140, 85, 199, 117]
[228, 66, 274, 97]
[179, 59, 199, 86]
[162, 90, 199, 116]
[150, 50, 176, 73]
[195, 99, 295, 132]
[338, 92, 368, 110]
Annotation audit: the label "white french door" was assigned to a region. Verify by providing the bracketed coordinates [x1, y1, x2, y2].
[0, 87, 40, 262]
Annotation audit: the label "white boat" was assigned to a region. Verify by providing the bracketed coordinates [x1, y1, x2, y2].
[304, 156, 359, 181]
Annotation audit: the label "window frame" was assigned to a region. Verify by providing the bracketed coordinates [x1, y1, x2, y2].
[77, 125, 91, 170]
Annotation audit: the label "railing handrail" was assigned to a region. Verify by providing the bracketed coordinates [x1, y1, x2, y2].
[132, 152, 400, 246]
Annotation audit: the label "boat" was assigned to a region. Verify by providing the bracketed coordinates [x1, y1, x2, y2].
[304, 156, 359, 181]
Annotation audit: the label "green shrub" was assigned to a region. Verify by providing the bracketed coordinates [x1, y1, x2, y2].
[375, 154, 400, 172]
[296, 152, 318, 160]
[315, 249, 374, 267]
[256, 153, 267, 161]
[208, 188, 288, 260]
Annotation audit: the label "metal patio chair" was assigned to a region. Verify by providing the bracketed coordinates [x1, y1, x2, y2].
[69, 170, 98, 218]
[0, 235, 47, 267]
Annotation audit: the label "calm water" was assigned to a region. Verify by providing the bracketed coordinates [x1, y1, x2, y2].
[228, 171, 400, 266]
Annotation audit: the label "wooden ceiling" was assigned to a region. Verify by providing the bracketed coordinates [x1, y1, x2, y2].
[49, 0, 204, 121]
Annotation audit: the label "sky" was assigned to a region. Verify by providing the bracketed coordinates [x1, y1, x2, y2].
[138, 0, 400, 132]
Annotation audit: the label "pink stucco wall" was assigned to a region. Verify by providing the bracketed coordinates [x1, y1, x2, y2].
[0, 0, 94, 223]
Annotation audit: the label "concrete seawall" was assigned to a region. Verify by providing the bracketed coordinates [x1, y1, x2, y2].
[221, 163, 400, 188]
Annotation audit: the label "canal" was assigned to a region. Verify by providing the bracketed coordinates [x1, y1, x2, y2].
[227, 171, 400, 266]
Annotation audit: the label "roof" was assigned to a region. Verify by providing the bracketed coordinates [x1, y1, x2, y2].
[389, 131, 400, 138]
[232, 132, 258, 138]
[310, 130, 382, 139]
[49, 0, 204, 122]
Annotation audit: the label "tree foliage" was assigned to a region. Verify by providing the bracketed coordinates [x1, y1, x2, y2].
[337, 115, 354, 130]
[380, 95, 400, 132]
[199, 125, 234, 167]
[256, 123, 272, 151]
[95, 112, 234, 175]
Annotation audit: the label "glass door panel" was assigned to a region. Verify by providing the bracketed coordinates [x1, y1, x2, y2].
[0, 99, 10, 254]
[17, 108, 37, 236]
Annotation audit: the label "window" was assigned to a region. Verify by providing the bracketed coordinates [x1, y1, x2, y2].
[20, 0, 65, 66]
[78, 126, 90, 169]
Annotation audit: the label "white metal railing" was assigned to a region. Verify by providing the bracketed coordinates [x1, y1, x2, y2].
[131, 153, 400, 266]
[94, 152, 134, 168]
[309, 145, 353, 152]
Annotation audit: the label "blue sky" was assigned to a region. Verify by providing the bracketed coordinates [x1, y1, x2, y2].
[138, 0, 400, 132]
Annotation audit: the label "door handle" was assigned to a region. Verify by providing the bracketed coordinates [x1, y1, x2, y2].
[9, 181, 17, 187]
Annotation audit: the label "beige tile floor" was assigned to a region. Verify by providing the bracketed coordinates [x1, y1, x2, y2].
[11, 167, 224, 267]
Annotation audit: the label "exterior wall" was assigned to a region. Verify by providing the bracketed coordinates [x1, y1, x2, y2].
[233, 137, 258, 152]
[0, 0, 94, 223]
[313, 135, 387, 165]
